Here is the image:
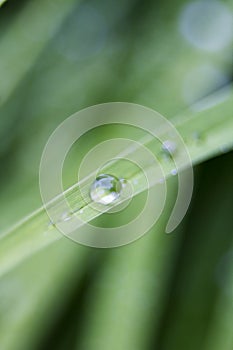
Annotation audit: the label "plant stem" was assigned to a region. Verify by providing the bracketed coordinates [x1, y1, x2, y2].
[0, 88, 232, 276]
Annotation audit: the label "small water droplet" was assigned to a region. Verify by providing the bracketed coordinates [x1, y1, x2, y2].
[62, 212, 73, 221]
[162, 140, 177, 157]
[90, 174, 122, 205]
[171, 168, 178, 176]
[133, 179, 138, 185]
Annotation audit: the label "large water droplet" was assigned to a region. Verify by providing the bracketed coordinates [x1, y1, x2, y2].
[90, 174, 122, 205]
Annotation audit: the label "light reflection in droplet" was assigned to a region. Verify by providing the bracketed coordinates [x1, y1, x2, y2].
[61, 212, 72, 222]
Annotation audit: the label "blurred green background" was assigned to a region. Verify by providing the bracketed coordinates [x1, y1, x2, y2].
[0, 0, 232, 349]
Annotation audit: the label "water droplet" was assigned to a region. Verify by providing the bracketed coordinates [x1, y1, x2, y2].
[90, 174, 122, 205]
[61, 211, 73, 222]
[171, 168, 178, 176]
[162, 140, 177, 156]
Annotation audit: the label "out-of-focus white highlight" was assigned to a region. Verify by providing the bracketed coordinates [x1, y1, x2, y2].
[179, 0, 233, 52]
[55, 4, 107, 61]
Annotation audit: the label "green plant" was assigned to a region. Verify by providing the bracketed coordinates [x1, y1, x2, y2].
[0, 1, 232, 350]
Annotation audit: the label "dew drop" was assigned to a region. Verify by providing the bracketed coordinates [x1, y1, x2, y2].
[90, 174, 122, 205]
[171, 168, 178, 176]
[162, 140, 177, 156]
[61, 211, 72, 222]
